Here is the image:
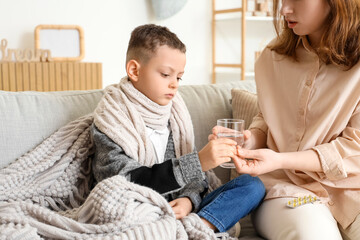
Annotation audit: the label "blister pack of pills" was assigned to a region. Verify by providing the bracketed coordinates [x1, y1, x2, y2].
[286, 195, 319, 208]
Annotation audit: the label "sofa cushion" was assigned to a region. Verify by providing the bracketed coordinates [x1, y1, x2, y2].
[0, 90, 104, 169]
[231, 89, 259, 129]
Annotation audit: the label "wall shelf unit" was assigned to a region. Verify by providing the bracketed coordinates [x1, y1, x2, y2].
[212, 0, 274, 83]
[212, 0, 246, 83]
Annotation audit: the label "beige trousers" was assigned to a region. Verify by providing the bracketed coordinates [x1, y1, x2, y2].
[253, 198, 360, 240]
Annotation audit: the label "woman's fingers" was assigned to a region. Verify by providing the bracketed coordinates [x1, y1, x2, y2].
[237, 148, 261, 159]
[232, 155, 259, 176]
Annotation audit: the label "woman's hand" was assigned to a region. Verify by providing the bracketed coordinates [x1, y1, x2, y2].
[242, 130, 252, 149]
[169, 197, 193, 219]
[233, 148, 283, 176]
[198, 138, 237, 171]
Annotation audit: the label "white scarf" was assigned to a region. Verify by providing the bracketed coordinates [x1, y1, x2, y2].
[93, 77, 194, 167]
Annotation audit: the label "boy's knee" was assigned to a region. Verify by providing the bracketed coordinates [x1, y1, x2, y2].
[233, 174, 265, 199]
[235, 174, 264, 188]
[249, 176, 265, 200]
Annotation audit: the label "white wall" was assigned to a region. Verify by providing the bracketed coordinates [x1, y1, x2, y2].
[0, 0, 276, 87]
[0, 0, 212, 86]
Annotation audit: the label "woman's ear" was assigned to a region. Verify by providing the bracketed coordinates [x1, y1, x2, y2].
[126, 60, 140, 82]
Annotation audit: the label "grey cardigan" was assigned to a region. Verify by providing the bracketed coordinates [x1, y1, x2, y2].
[91, 124, 208, 211]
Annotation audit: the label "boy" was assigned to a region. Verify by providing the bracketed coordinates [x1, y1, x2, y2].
[92, 24, 265, 236]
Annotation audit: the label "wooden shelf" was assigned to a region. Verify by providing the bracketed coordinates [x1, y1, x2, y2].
[215, 63, 242, 68]
[214, 8, 242, 14]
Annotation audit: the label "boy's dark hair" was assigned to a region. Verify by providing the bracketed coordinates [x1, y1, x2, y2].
[126, 24, 186, 64]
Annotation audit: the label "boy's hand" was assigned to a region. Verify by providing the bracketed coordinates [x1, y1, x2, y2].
[169, 197, 193, 219]
[210, 126, 253, 149]
[198, 138, 237, 171]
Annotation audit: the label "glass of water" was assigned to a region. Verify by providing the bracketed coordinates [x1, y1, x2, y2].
[216, 119, 245, 168]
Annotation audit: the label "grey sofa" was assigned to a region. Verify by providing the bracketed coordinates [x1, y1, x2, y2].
[0, 80, 262, 239]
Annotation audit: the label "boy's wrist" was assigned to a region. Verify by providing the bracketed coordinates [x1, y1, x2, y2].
[183, 196, 194, 211]
[178, 152, 205, 183]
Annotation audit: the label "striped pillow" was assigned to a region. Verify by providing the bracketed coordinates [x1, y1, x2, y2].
[231, 89, 258, 129]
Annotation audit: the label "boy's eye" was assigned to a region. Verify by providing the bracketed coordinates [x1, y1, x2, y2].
[161, 73, 170, 77]
[177, 77, 182, 81]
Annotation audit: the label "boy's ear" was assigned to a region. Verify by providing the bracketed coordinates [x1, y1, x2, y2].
[126, 60, 140, 82]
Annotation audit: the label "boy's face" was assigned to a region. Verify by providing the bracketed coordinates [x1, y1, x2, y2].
[131, 45, 186, 106]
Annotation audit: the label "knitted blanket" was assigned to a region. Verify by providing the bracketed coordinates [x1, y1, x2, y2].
[0, 115, 234, 240]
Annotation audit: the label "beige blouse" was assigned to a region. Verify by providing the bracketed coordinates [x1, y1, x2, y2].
[250, 37, 360, 229]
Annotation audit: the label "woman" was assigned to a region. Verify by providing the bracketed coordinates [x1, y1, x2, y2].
[219, 0, 359, 239]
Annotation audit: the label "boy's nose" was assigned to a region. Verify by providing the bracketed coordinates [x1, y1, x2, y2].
[169, 78, 179, 89]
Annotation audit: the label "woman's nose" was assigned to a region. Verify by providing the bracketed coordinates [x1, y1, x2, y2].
[280, 1, 293, 16]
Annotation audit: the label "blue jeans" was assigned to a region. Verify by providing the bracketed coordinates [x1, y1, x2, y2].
[197, 174, 265, 232]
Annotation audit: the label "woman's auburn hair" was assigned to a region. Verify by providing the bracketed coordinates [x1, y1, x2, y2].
[270, 0, 360, 70]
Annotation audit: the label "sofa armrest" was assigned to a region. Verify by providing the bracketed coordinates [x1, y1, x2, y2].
[0, 90, 103, 169]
